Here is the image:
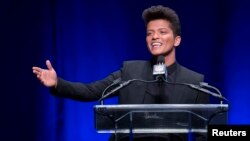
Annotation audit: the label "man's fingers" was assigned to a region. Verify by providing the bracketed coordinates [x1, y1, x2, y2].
[46, 60, 54, 70]
[32, 67, 40, 71]
[32, 68, 40, 75]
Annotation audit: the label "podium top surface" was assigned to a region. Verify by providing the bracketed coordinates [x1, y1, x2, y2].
[94, 104, 228, 111]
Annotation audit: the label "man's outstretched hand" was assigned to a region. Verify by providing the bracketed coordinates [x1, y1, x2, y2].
[32, 60, 58, 87]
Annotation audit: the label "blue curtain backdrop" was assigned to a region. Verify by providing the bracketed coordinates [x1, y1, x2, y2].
[1, 0, 250, 141]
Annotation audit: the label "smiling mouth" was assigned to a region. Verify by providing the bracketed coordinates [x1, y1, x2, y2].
[151, 42, 162, 48]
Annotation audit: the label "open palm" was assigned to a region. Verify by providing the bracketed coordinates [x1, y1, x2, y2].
[32, 60, 58, 87]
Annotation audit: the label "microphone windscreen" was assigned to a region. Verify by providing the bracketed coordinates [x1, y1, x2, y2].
[157, 55, 165, 64]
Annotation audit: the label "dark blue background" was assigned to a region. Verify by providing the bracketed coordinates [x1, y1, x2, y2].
[1, 0, 250, 141]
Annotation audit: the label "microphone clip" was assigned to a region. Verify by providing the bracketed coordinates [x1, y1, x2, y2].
[153, 55, 167, 83]
[153, 63, 167, 83]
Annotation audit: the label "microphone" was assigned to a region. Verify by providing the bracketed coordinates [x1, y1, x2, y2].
[163, 80, 228, 102]
[153, 55, 167, 82]
[198, 82, 228, 103]
[99, 78, 122, 105]
[98, 79, 132, 105]
[98, 78, 159, 104]
[188, 84, 228, 102]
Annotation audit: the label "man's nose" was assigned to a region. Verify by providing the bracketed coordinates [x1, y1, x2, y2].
[152, 33, 159, 39]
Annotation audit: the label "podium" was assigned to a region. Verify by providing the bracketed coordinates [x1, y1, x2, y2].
[94, 104, 228, 141]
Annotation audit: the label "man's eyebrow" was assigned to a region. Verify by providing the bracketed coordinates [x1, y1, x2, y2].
[147, 28, 168, 31]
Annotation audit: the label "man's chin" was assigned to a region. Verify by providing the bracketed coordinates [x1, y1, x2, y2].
[151, 52, 165, 56]
[150, 49, 173, 57]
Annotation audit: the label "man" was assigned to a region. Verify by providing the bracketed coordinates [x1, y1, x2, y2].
[33, 5, 208, 141]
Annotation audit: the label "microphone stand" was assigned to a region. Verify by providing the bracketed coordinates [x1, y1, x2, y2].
[162, 78, 228, 103]
[98, 79, 159, 105]
[99, 80, 131, 105]
[199, 82, 226, 104]
[99, 78, 122, 105]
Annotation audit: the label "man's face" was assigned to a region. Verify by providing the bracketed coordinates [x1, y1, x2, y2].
[146, 19, 181, 56]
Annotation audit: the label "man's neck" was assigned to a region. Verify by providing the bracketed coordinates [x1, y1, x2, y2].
[164, 52, 176, 67]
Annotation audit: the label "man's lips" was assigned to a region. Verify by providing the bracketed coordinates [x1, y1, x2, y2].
[151, 42, 162, 48]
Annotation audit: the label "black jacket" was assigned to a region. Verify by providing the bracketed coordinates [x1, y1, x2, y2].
[52, 60, 208, 104]
[51, 60, 209, 141]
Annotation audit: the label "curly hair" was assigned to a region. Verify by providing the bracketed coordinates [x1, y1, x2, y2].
[142, 5, 181, 36]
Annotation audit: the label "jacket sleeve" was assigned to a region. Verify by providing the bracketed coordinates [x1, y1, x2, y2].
[50, 70, 121, 101]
